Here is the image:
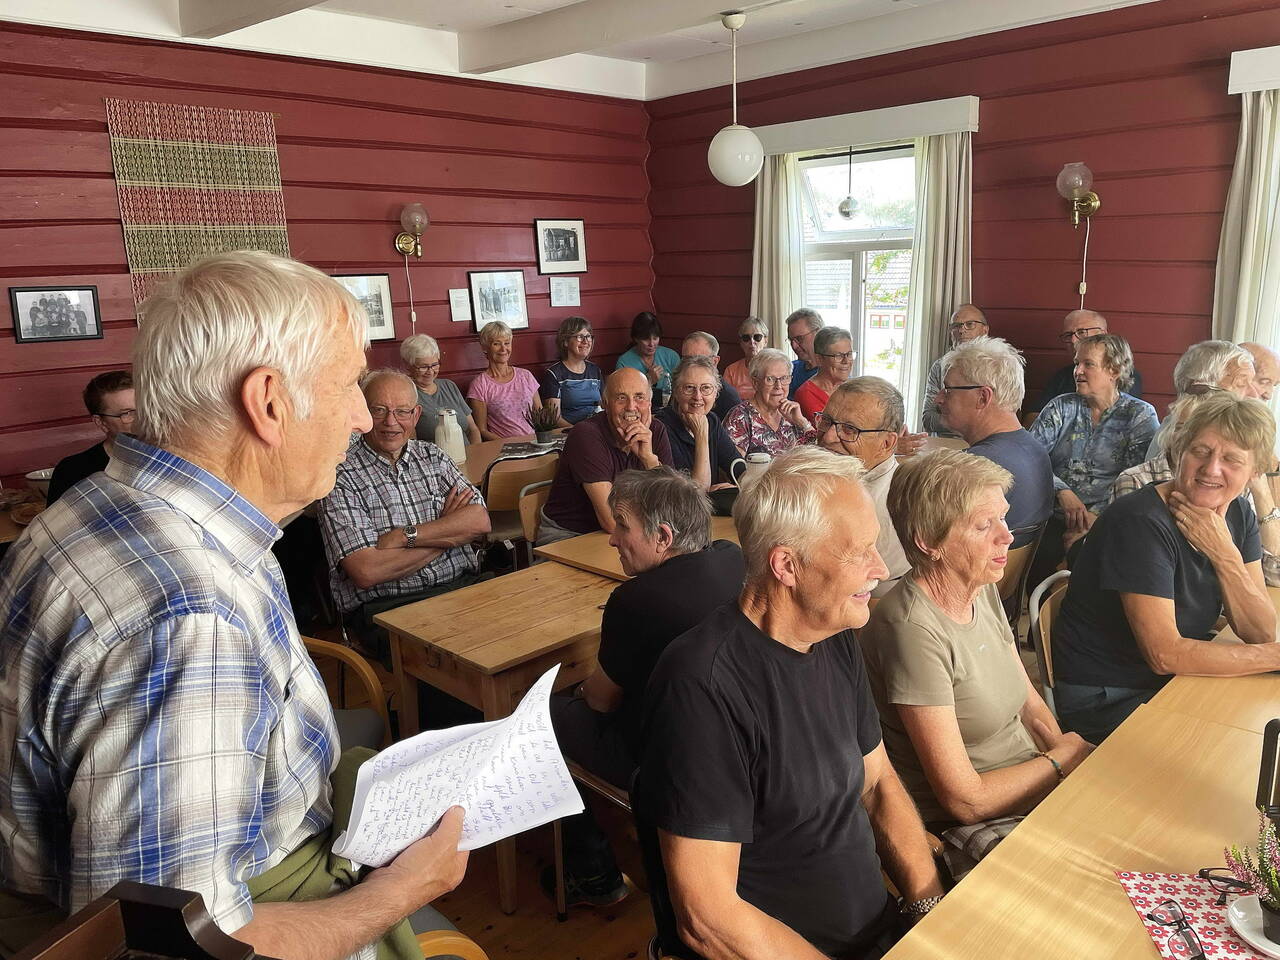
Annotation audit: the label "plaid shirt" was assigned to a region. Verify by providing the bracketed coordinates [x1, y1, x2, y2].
[1112, 453, 1280, 586]
[1028, 392, 1159, 512]
[0, 434, 339, 938]
[317, 438, 483, 614]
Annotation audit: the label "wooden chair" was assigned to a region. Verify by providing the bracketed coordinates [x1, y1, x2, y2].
[551, 760, 636, 922]
[1027, 571, 1071, 717]
[416, 930, 490, 960]
[518, 480, 555, 565]
[997, 522, 1046, 639]
[302, 635, 392, 750]
[483, 454, 559, 567]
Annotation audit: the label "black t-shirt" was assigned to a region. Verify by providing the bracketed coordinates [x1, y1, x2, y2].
[1055, 484, 1261, 690]
[634, 603, 890, 958]
[598, 540, 745, 754]
[47, 441, 108, 506]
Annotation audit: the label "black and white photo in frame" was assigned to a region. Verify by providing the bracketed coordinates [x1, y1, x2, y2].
[9, 286, 103, 344]
[534, 219, 587, 274]
[333, 274, 395, 341]
[468, 270, 529, 331]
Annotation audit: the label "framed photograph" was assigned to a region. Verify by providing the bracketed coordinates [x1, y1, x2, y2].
[534, 219, 587, 274]
[9, 286, 103, 344]
[468, 270, 529, 332]
[333, 274, 395, 341]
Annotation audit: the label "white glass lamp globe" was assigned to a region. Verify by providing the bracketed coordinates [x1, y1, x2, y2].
[1055, 162, 1093, 199]
[708, 124, 764, 187]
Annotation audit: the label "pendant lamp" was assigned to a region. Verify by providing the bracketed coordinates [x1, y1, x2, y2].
[707, 12, 763, 187]
[838, 147, 858, 219]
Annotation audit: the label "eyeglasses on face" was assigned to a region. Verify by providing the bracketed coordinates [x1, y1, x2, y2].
[814, 412, 893, 443]
[740, 333, 765, 343]
[409, 361, 441, 372]
[97, 409, 137, 422]
[677, 384, 718, 397]
[949, 320, 988, 333]
[819, 351, 855, 362]
[761, 374, 792, 387]
[1059, 326, 1104, 343]
[369, 405, 417, 421]
[941, 384, 984, 394]
[570, 333, 594, 342]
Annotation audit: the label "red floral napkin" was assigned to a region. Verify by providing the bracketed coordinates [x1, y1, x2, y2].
[1117, 871, 1263, 958]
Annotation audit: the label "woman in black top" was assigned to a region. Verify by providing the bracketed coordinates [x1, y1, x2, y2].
[1052, 391, 1280, 742]
[654, 357, 741, 490]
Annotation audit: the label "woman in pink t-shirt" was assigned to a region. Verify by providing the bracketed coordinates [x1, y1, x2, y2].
[467, 320, 542, 439]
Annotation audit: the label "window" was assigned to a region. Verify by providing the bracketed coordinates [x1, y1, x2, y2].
[799, 146, 914, 389]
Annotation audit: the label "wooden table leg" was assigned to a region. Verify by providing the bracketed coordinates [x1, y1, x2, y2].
[481, 671, 519, 915]
[389, 631, 420, 738]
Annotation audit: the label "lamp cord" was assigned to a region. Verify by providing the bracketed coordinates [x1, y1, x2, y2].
[404, 251, 417, 335]
[731, 27, 738, 125]
[1079, 215, 1091, 309]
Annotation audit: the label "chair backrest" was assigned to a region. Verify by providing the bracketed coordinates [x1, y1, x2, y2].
[483, 453, 558, 512]
[1028, 571, 1071, 697]
[997, 522, 1047, 629]
[518, 481, 554, 543]
[302, 635, 392, 748]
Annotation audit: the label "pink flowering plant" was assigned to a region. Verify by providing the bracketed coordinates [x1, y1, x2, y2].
[1225, 810, 1280, 911]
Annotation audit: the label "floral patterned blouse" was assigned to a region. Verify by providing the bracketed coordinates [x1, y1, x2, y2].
[723, 400, 807, 458]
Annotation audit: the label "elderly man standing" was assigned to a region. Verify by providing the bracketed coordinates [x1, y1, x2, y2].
[784, 308, 823, 399]
[1037, 309, 1144, 409]
[935, 336, 1054, 546]
[549, 467, 745, 908]
[921, 304, 987, 437]
[1243, 342, 1280, 402]
[635, 447, 944, 960]
[681, 331, 741, 420]
[318, 368, 491, 658]
[815, 377, 912, 596]
[46, 370, 136, 506]
[0, 251, 467, 960]
[539, 367, 674, 542]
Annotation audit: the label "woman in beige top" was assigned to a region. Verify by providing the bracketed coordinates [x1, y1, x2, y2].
[860, 449, 1092, 829]
[722, 315, 767, 402]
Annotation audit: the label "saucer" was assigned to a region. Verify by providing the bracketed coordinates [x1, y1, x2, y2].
[1228, 895, 1280, 959]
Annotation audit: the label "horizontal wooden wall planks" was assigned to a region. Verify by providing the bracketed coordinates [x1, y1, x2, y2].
[0, 20, 654, 484]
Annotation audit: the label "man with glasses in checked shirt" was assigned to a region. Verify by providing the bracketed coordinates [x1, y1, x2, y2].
[1036, 309, 1144, 411]
[318, 368, 490, 662]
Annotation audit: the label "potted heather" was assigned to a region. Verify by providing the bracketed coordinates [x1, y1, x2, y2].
[1226, 810, 1280, 942]
[529, 404, 561, 444]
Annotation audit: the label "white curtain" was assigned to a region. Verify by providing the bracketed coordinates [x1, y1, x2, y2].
[1213, 89, 1280, 345]
[902, 132, 972, 428]
[750, 154, 806, 349]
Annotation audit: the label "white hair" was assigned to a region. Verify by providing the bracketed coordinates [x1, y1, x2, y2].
[134, 250, 367, 448]
[1173, 340, 1253, 395]
[361, 368, 418, 402]
[401, 334, 440, 364]
[733, 446, 868, 581]
[941, 336, 1027, 412]
[748, 347, 791, 381]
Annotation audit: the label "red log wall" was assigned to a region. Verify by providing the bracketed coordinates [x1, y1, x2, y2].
[0, 21, 653, 484]
[646, 0, 1280, 418]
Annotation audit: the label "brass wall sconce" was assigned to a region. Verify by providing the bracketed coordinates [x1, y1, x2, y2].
[1056, 162, 1100, 228]
[394, 202, 429, 257]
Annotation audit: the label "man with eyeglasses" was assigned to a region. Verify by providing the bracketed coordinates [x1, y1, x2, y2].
[46, 370, 135, 506]
[815, 377, 912, 596]
[921, 304, 987, 437]
[784, 308, 824, 400]
[681, 331, 741, 420]
[1036, 309, 1144, 410]
[318, 368, 490, 660]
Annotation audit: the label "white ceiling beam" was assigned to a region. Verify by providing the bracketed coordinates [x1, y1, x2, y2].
[458, 0, 741, 74]
[179, 0, 325, 39]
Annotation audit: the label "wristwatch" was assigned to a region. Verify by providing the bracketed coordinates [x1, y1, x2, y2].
[403, 524, 418, 547]
[1262, 509, 1280, 525]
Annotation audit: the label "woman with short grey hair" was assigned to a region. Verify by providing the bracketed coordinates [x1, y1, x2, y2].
[723, 348, 812, 457]
[723, 316, 768, 402]
[861, 450, 1088, 873]
[654, 356, 741, 490]
[400, 334, 481, 445]
[795, 327, 856, 421]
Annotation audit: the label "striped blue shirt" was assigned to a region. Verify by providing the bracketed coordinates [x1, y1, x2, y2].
[0, 434, 338, 935]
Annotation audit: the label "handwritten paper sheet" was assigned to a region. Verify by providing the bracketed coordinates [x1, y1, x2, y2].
[332, 665, 583, 868]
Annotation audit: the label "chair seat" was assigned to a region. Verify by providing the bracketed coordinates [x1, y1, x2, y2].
[333, 707, 386, 752]
[487, 510, 523, 543]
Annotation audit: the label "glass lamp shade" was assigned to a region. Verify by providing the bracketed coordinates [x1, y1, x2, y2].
[1056, 162, 1093, 199]
[838, 196, 858, 219]
[399, 202, 429, 234]
[708, 124, 764, 187]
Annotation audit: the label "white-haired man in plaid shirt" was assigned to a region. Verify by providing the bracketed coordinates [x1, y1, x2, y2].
[0, 251, 468, 960]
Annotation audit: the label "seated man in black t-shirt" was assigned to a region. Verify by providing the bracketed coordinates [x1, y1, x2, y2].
[634, 447, 944, 960]
[548, 466, 745, 908]
[47, 370, 135, 506]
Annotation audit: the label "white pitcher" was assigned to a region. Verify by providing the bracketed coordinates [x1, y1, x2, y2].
[730, 452, 771, 490]
[436, 409, 467, 465]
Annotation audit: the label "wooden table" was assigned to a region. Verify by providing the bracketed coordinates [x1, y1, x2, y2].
[0, 507, 25, 545]
[533, 515, 739, 581]
[884, 674, 1279, 960]
[375, 561, 616, 914]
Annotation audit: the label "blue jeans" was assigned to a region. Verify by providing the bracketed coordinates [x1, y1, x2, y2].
[1055, 680, 1156, 744]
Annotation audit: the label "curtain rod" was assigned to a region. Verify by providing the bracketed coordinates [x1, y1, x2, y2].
[800, 144, 909, 163]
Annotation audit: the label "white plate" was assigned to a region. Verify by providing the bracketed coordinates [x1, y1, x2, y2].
[1228, 895, 1280, 959]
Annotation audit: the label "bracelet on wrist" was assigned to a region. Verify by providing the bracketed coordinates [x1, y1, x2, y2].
[900, 895, 942, 918]
[1040, 751, 1065, 781]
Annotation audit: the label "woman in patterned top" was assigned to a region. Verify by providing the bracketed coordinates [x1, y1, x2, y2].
[723, 348, 813, 458]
